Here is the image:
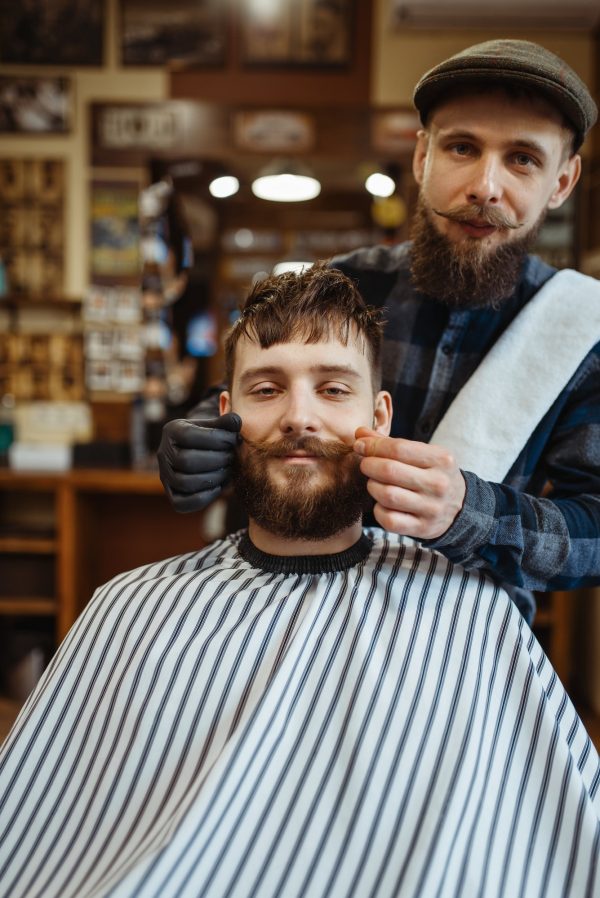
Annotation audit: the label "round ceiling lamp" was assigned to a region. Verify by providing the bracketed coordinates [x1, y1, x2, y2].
[365, 171, 396, 198]
[251, 159, 321, 202]
[209, 175, 240, 198]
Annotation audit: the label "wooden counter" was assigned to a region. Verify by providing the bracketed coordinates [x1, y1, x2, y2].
[0, 468, 206, 641]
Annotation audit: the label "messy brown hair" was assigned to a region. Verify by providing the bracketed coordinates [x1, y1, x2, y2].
[224, 263, 385, 390]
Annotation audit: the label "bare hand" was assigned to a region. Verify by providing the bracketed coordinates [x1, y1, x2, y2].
[354, 427, 466, 540]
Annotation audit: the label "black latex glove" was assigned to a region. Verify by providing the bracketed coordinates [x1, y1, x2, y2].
[157, 412, 242, 513]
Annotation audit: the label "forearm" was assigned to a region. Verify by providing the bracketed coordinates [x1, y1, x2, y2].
[425, 471, 600, 591]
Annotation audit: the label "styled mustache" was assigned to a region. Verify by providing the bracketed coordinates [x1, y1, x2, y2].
[241, 435, 354, 460]
[433, 203, 522, 230]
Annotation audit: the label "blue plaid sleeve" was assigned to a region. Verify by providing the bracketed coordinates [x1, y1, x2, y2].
[426, 348, 600, 591]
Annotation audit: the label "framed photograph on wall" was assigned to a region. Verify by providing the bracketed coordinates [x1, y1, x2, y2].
[0, 0, 103, 65]
[120, 0, 226, 67]
[90, 181, 140, 284]
[242, 0, 353, 67]
[0, 77, 71, 134]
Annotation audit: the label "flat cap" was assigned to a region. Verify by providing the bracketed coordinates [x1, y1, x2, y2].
[413, 39, 597, 150]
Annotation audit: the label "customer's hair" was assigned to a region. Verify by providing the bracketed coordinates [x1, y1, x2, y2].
[224, 263, 385, 389]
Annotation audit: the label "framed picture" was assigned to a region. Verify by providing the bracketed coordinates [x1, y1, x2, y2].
[242, 0, 353, 67]
[0, 0, 103, 65]
[0, 77, 71, 134]
[90, 181, 140, 283]
[120, 0, 226, 67]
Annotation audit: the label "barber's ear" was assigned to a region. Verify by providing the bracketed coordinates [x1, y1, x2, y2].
[548, 153, 581, 210]
[373, 391, 392, 436]
[412, 130, 429, 186]
[219, 391, 231, 415]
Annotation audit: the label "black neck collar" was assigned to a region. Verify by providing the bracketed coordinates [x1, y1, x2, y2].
[237, 530, 373, 574]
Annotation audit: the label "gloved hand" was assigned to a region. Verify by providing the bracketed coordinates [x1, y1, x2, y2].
[157, 412, 242, 513]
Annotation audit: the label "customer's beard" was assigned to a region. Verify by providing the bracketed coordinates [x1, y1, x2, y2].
[233, 436, 371, 541]
[410, 196, 545, 309]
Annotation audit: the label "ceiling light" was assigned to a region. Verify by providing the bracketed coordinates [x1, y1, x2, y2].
[365, 172, 396, 198]
[252, 159, 321, 202]
[272, 260, 313, 275]
[209, 175, 239, 198]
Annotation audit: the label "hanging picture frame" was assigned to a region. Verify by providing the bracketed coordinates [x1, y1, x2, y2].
[242, 0, 353, 67]
[0, 77, 72, 134]
[120, 0, 227, 67]
[0, 0, 103, 65]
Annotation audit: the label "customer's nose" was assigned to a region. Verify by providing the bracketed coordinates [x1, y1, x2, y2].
[279, 388, 319, 435]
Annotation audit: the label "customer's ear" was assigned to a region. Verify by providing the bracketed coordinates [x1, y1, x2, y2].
[373, 391, 392, 436]
[219, 391, 231, 415]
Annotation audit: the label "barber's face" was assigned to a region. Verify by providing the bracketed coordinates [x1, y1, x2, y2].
[412, 91, 581, 254]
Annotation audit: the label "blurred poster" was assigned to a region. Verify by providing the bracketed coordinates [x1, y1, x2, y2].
[0, 77, 71, 133]
[90, 181, 140, 282]
[0, 0, 103, 65]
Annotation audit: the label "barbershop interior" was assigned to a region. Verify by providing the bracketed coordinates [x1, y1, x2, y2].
[1, 0, 600, 755]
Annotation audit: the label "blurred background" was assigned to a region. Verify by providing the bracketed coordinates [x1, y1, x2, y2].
[0, 0, 599, 739]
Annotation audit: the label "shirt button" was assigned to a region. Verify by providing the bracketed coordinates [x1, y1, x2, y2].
[441, 344, 452, 355]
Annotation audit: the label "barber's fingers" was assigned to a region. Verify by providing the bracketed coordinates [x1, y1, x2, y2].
[167, 413, 242, 450]
[163, 484, 226, 515]
[354, 428, 458, 473]
[158, 413, 241, 513]
[162, 464, 231, 494]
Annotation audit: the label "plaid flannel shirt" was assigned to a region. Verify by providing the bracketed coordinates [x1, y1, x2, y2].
[330, 242, 600, 618]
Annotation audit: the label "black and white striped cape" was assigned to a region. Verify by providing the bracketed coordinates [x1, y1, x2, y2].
[0, 529, 598, 898]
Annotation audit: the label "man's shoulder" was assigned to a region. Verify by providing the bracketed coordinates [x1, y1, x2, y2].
[96, 535, 240, 599]
[364, 528, 505, 598]
[329, 242, 412, 275]
[327, 243, 413, 308]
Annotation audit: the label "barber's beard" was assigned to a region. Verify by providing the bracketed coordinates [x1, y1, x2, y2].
[409, 195, 545, 308]
[233, 436, 371, 541]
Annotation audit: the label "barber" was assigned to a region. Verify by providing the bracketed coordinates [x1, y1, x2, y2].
[157, 40, 600, 622]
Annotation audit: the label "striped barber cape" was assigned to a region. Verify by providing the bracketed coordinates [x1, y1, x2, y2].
[0, 529, 598, 898]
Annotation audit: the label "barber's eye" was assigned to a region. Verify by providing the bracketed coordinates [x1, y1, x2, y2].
[514, 153, 534, 167]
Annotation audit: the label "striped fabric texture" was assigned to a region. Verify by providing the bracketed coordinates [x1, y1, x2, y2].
[0, 530, 598, 898]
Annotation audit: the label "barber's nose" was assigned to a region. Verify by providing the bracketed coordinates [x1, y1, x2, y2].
[466, 156, 502, 205]
[279, 390, 319, 435]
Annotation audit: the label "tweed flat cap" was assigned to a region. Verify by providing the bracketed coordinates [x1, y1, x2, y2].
[413, 39, 598, 150]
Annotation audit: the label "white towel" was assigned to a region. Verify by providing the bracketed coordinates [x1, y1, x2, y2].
[430, 269, 600, 482]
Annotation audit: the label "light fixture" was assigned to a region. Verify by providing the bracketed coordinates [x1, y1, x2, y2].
[251, 159, 321, 202]
[365, 171, 396, 198]
[272, 260, 313, 276]
[209, 174, 240, 198]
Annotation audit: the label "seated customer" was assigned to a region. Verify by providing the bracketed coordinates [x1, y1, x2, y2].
[0, 265, 598, 898]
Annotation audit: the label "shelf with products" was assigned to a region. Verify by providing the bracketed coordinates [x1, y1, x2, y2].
[0, 294, 85, 403]
[0, 158, 65, 300]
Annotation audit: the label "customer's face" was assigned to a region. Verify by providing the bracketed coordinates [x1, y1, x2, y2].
[412, 91, 580, 255]
[220, 332, 391, 539]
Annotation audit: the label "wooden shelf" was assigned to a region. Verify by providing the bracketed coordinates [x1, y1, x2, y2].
[0, 536, 58, 554]
[0, 597, 58, 616]
[0, 295, 82, 307]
